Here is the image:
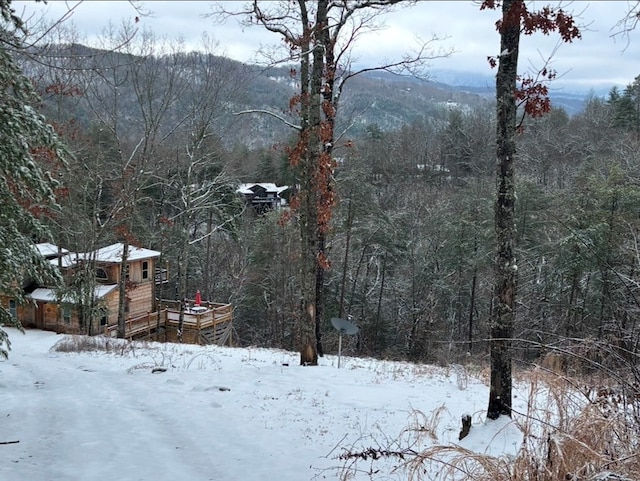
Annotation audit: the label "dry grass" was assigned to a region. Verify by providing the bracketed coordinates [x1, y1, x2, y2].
[50, 334, 139, 355]
[336, 367, 640, 481]
[402, 369, 640, 481]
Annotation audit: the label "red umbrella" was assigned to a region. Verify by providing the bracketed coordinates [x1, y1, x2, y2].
[195, 290, 201, 306]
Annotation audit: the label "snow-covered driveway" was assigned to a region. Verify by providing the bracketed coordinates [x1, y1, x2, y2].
[0, 328, 514, 481]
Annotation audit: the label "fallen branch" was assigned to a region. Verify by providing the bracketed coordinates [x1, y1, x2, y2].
[0, 440, 19, 445]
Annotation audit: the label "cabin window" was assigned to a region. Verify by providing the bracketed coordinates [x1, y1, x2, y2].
[8, 299, 17, 318]
[125, 264, 130, 280]
[96, 267, 108, 281]
[99, 310, 108, 327]
[62, 305, 71, 324]
[142, 261, 149, 280]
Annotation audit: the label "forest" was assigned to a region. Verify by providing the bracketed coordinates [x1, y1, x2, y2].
[5, 1, 640, 478]
[22, 46, 640, 367]
[1, 1, 639, 371]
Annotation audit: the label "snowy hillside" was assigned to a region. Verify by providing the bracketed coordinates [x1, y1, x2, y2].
[0, 328, 527, 481]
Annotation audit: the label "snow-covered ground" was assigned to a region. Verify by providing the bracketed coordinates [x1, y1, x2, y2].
[0, 328, 525, 481]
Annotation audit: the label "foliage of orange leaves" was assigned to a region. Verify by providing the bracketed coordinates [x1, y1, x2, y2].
[45, 82, 83, 97]
[55, 186, 70, 199]
[289, 93, 302, 112]
[49, 119, 80, 141]
[481, 0, 581, 43]
[516, 74, 552, 118]
[313, 151, 336, 235]
[114, 225, 139, 246]
[158, 216, 174, 227]
[321, 100, 335, 119]
[482, 0, 581, 124]
[317, 251, 331, 270]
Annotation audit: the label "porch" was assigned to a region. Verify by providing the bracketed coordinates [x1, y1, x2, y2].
[105, 300, 234, 346]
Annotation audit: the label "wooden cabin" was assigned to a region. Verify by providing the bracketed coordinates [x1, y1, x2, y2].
[3, 242, 160, 335]
[237, 183, 291, 214]
[2, 242, 233, 346]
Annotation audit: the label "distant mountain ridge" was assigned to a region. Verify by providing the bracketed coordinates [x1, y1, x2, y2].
[428, 68, 616, 115]
[25, 44, 606, 148]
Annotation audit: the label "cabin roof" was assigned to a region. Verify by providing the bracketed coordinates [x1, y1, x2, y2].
[36, 243, 69, 258]
[49, 243, 161, 268]
[29, 284, 118, 303]
[48, 254, 77, 268]
[237, 183, 289, 195]
[92, 243, 161, 263]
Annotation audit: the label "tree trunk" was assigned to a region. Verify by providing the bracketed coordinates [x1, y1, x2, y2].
[468, 264, 477, 354]
[315, 232, 326, 357]
[296, 0, 320, 365]
[117, 240, 130, 339]
[373, 253, 387, 353]
[488, 0, 520, 420]
[338, 197, 354, 318]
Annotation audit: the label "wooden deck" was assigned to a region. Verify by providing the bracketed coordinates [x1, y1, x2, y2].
[105, 300, 234, 346]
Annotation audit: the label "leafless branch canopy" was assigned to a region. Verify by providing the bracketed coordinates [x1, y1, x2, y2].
[611, 1, 640, 48]
[209, 0, 447, 76]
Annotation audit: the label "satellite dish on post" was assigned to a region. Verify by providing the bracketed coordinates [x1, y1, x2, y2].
[330, 317, 359, 368]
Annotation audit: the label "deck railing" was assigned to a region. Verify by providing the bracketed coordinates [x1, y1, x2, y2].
[105, 310, 163, 338]
[105, 300, 233, 344]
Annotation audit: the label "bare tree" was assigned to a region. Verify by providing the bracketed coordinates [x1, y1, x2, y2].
[613, 1, 640, 41]
[214, 0, 445, 364]
[70, 26, 191, 337]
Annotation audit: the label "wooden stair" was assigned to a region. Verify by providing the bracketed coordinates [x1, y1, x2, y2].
[199, 320, 233, 346]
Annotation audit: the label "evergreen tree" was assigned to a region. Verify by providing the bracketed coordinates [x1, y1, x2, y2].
[609, 80, 640, 134]
[0, 0, 69, 357]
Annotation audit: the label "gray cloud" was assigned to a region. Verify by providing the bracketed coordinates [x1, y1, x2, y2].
[14, 0, 639, 90]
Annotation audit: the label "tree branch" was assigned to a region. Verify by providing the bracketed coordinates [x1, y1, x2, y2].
[233, 109, 301, 131]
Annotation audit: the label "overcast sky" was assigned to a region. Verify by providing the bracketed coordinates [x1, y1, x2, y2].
[13, 1, 640, 92]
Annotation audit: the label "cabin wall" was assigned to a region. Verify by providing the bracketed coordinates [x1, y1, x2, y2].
[98, 259, 154, 284]
[103, 290, 120, 327]
[95, 264, 120, 284]
[128, 260, 154, 283]
[17, 304, 36, 327]
[95, 259, 156, 323]
[41, 302, 83, 334]
[165, 325, 201, 344]
[0, 296, 32, 327]
[127, 281, 154, 318]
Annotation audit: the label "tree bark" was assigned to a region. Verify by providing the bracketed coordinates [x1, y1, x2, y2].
[117, 240, 129, 339]
[488, 0, 520, 420]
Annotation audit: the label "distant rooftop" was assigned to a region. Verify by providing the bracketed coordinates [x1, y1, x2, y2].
[236, 183, 289, 195]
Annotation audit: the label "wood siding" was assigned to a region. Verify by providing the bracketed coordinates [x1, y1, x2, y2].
[126, 281, 154, 319]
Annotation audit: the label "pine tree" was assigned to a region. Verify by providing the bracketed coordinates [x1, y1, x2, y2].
[609, 76, 640, 137]
[0, 0, 68, 358]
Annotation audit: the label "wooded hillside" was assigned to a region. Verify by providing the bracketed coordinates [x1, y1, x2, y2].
[15, 37, 640, 368]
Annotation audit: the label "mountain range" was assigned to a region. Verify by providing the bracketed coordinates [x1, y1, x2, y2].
[26, 44, 610, 149]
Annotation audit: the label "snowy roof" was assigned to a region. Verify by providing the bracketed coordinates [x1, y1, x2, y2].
[92, 243, 161, 263]
[236, 183, 289, 195]
[49, 243, 161, 267]
[49, 254, 78, 268]
[28, 285, 117, 303]
[93, 284, 118, 298]
[36, 243, 69, 258]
